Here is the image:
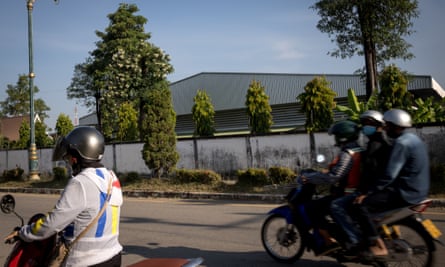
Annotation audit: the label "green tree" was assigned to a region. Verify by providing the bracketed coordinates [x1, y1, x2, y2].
[16, 120, 52, 148]
[141, 82, 179, 178]
[66, 59, 96, 114]
[0, 135, 10, 149]
[410, 97, 445, 124]
[116, 102, 138, 141]
[0, 74, 50, 120]
[192, 89, 215, 137]
[35, 121, 53, 148]
[245, 80, 273, 134]
[67, 3, 173, 139]
[297, 76, 336, 162]
[412, 97, 437, 124]
[378, 64, 413, 111]
[17, 120, 30, 149]
[55, 113, 74, 138]
[312, 0, 419, 98]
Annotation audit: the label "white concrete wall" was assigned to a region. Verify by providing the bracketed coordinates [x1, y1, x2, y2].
[176, 139, 196, 169]
[196, 137, 248, 173]
[1, 126, 444, 176]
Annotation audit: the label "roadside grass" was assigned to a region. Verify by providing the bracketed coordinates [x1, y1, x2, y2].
[0, 175, 274, 194]
[1, 173, 444, 198]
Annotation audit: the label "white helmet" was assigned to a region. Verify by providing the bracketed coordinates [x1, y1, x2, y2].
[383, 109, 412, 128]
[359, 110, 384, 126]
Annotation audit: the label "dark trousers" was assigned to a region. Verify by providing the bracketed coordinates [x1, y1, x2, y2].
[89, 252, 122, 267]
[305, 195, 335, 229]
[354, 189, 409, 244]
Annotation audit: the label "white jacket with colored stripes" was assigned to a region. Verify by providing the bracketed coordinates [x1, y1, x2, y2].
[20, 167, 123, 266]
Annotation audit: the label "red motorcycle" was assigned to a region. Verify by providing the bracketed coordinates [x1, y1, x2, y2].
[2, 194, 204, 267]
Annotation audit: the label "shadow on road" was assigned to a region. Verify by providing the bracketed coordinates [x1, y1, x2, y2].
[123, 244, 346, 267]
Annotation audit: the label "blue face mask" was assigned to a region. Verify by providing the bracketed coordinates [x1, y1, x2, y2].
[362, 125, 377, 136]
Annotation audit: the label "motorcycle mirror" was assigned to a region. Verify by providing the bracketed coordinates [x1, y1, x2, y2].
[316, 154, 326, 163]
[1, 194, 16, 214]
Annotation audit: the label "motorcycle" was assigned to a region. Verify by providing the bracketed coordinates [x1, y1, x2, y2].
[261, 171, 443, 267]
[1, 194, 204, 267]
[1, 194, 56, 267]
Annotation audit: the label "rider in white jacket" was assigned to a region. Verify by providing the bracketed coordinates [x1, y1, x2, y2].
[19, 126, 123, 266]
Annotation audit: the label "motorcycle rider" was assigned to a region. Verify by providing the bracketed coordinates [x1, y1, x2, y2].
[354, 109, 430, 259]
[330, 110, 392, 254]
[5, 126, 123, 266]
[301, 120, 363, 255]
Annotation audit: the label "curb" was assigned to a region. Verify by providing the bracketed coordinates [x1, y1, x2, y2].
[1, 187, 444, 207]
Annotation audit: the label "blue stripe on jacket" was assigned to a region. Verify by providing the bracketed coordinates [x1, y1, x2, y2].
[95, 168, 107, 237]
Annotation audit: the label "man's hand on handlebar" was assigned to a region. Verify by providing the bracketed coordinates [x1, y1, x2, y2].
[4, 227, 20, 244]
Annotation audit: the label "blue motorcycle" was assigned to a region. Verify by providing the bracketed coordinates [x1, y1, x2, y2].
[261, 171, 443, 267]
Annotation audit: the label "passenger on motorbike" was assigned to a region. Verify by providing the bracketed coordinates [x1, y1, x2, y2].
[4, 127, 123, 266]
[353, 109, 430, 259]
[330, 110, 392, 255]
[301, 120, 362, 256]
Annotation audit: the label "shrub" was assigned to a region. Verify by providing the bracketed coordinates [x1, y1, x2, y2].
[125, 171, 140, 183]
[174, 169, 222, 185]
[2, 166, 24, 181]
[52, 167, 68, 181]
[268, 166, 296, 184]
[236, 168, 270, 186]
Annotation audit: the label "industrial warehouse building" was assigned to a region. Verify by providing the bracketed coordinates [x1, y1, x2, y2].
[80, 72, 445, 135]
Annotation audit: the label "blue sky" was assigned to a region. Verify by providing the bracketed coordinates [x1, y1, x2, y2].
[1, 0, 444, 130]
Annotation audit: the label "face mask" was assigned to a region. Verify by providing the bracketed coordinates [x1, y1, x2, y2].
[362, 125, 376, 136]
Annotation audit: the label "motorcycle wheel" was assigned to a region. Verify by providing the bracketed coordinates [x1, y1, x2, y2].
[261, 214, 305, 263]
[376, 218, 435, 267]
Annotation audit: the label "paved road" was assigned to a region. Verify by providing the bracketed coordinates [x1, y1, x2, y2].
[1, 194, 445, 267]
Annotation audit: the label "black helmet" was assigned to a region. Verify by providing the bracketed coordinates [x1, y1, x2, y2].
[53, 126, 105, 162]
[328, 120, 360, 145]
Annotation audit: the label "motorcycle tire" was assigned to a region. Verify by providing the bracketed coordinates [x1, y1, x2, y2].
[376, 217, 435, 267]
[261, 214, 305, 263]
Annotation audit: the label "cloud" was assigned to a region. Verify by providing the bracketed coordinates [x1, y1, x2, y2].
[272, 40, 304, 60]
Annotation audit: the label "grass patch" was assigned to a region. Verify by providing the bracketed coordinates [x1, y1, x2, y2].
[1, 169, 444, 197]
[0, 175, 270, 194]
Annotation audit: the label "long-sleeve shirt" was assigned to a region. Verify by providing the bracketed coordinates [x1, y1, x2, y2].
[20, 167, 123, 266]
[374, 131, 430, 204]
[304, 142, 362, 191]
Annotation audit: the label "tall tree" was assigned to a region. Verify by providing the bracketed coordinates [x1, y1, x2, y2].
[378, 64, 413, 111]
[0, 74, 50, 120]
[245, 80, 273, 134]
[67, 3, 173, 139]
[116, 102, 138, 141]
[66, 59, 96, 114]
[312, 0, 419, 98]
[141, 82, 179, 178]
[297, 76, 336, 162]
[192, 89, 215, 137]
[55, 113, 74, 138]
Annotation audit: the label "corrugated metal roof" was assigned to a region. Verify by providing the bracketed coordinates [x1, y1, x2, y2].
[170, 72, 444, 116]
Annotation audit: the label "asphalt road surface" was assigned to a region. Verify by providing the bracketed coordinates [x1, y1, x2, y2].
[1, 193, 445, 267]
